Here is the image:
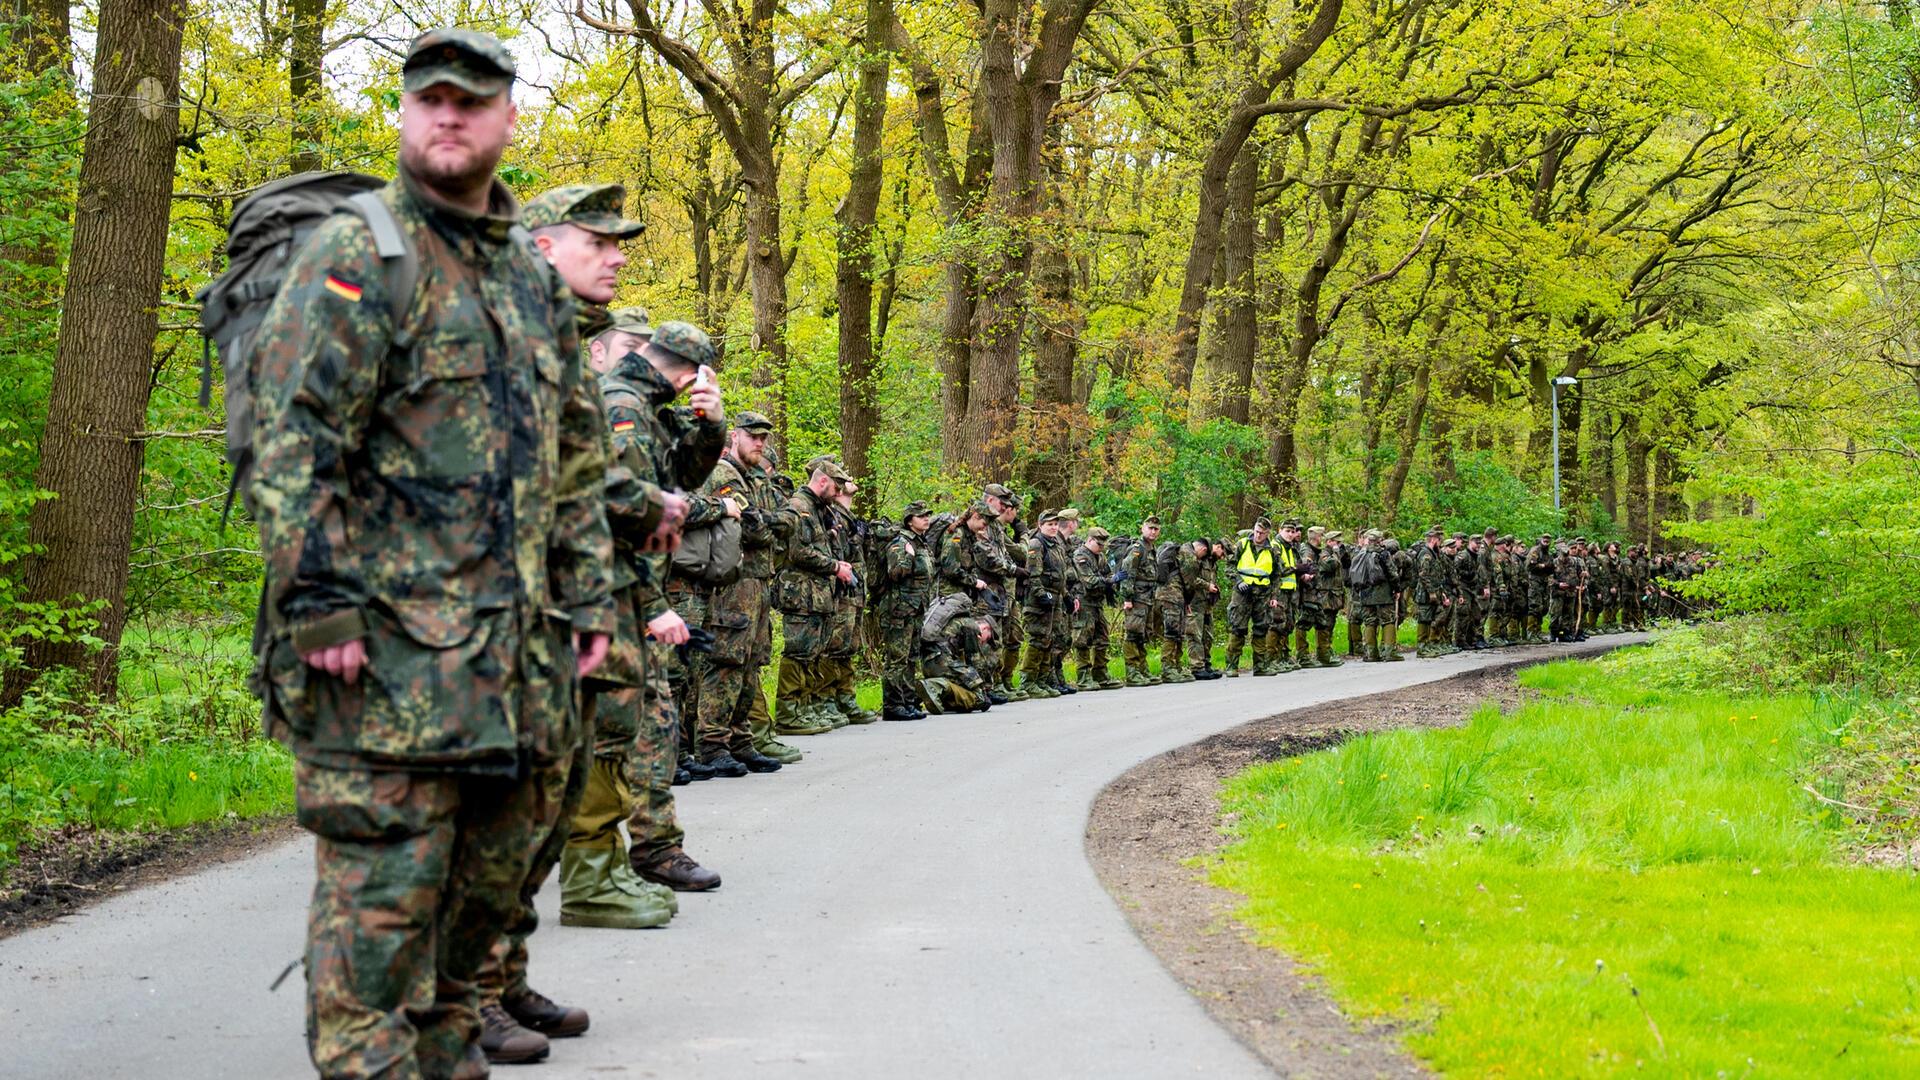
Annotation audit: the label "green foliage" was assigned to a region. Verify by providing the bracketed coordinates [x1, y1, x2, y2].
[1213, 640, 1920, 1076]
[1408, 452, 1566, 539]
[1669, 438, 1920, 670]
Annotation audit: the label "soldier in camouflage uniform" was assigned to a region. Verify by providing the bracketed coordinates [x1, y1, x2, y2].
[1550, 540, 1588, 641]
[1384, 536, 1412, 660]
[1017, 509, 1075, 698]
[740, 450, 801, 759]
[1118, 516, 1163, 686]
[1412, 528, 1454, 657]
[876, 501, 936, 720]
[1452, 533, 1488, 649]
[1347, 530, 1397, 661]
[1622, 544, 1648, 629]
[686, 412, 788, 773]
[981, 485, 1031, 698]
[1189, 539, 1225, 677]
[821, 480, 880, 725]
[246, 30, 616, 1077]
[588, 318, 728, 900]
[1297, 526, 1345, 667]
[918, 592, 995, 713]
[1270, 520, 1304, 670]
[1071, 526, 1121, 689]
[1525, 534, 1554, 643]
[456, 180, 647, 1058]
[774, 457, 856, 733]
[1151, 537, 1197, 684]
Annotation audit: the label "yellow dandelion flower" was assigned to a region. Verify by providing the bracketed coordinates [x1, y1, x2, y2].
[1379, 773, 1388, 780]
[189, 771, 199, 782]
[1352, 883, 1363, 890]
[1278, 823, 1289, 830]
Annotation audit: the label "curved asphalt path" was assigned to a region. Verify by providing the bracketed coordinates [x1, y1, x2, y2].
[0, 637, 1636, 1079]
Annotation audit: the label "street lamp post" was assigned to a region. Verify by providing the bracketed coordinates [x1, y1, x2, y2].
[1551, 375, 1578, 512]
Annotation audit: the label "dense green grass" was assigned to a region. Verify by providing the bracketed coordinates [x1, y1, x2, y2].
[1, 615, 291, 871]
[1212, 654, 1920, 1076]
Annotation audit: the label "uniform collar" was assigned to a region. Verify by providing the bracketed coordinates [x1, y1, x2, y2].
[612, 352, 679, 407]
[398, 163, 521, 254]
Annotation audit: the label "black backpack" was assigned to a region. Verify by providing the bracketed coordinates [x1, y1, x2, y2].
[1349, 548, 1384, 588]
[196, 171, 421, 525]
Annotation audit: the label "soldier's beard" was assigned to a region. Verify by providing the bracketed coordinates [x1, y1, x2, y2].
[402, 141, 504, 206]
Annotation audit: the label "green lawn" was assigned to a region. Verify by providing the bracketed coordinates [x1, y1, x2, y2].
[1212, 654, 1920, 1077]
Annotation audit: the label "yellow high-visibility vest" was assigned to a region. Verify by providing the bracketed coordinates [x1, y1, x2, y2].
[1236, 538, 1275, 587]
[1276, 543, 1299, 589]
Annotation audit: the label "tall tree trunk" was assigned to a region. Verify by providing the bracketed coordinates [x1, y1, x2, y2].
[1651, 446, 1677, 551]
[1383, 356, 1431, 522]
[1204, 142, 1258, 425]
[1166, 0, 1346, 400]
[741, 144, 788, 446]
[8, 0, 72, 79]
[1625, 418, 1651, 547]
[834, 0, 890, 510]
[1587, 401, 1616, 521]
[1556, 386, 1583, 516]
[287, 0, 327, 172]
[10, 0, 184, 704]
[1024, 173, 1082, 512]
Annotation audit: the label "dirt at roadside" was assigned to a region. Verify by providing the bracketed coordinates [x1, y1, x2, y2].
[0, 815, 299, 939]
[1086, 664, 1539, 1080]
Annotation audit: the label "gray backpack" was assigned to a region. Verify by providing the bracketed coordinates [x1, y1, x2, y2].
[672, 517, 744, 585]
[196, 171, 421, 525]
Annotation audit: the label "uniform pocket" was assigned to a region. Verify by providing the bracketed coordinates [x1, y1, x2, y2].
[375, 336, 494, 478]
[358, 599, 517, 765]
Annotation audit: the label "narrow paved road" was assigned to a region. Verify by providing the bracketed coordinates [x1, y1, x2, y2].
[0, 639, 1634, 1079]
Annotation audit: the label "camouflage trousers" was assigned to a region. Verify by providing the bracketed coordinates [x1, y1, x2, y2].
[1153, 585, 1188, 666]
[1073, 603, 1111, 682]
[878, 610, 922, 710]
[1189, 596, 1218, 669]
[696, 658, 757, 758]
[998, 602, 1024, 689]
[607, 639, 684, 863]
[297, 753, 567, 1079]
[1018, 603, 1068, 683]
[475, 730, 589, 1005]
[776, 611, 829, 711]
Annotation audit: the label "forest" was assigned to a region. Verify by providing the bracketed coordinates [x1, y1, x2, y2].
[1, 0, 1917, 786]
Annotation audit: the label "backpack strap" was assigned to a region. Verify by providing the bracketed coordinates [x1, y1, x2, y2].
[346, 192, 420, 351]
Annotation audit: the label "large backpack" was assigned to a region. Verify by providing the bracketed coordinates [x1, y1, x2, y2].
[1154, 540, 1181, 584]
[672, 517, 745, 586]
[196, 171, 421, 526]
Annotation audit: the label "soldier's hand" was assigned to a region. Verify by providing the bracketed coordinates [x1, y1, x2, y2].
[1122, 600, 1134, 611]
[836, 561, 855, 584]
[687, 365, 723, 421]
[975, 578, 989, 592]
[574, 632, 610, 677]
[303, 639, 366, 684]
[646, 610, 691, 646]
[1073, 598, 1082, 613]
[721, 496, 742, 520]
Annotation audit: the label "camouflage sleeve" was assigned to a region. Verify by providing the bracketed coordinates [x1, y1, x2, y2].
[549, 311, 617, 635]
[247, 215, 386, 638]
[671, 416, 726, 493]
[937, 531, 973, 589]
[885, 536, 915, 582]
[787, 508, 840, 575]
[601, 400, 666, 546]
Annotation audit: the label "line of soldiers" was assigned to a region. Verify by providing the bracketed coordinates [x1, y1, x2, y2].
[766, 506, 1717, 717]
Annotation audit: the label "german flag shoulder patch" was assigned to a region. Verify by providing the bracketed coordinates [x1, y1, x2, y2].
[323, 275, 363, 303]
[611, 419, 637, 433]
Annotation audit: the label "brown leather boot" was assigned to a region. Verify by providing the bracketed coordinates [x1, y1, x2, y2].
[503, 985, 589, 1038]
[634, 847, 722, 892]
[480, 1001, 551, 1064]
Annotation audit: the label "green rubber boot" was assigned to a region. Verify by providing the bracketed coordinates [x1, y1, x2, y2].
[560, 844, 674, 929]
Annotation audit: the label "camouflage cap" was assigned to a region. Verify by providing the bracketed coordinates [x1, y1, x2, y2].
[1384, 537, 1401, 552]
[806, 455, 853, 483]
[403, 28, 516, 97]
[969, 499, 995, 518]
[648, 320, 713, 368]
[1498, 534, 1515, 545]
[901, 500, 931, 522]
[1252, 517, 1273, 531]
[605, 305, 652, 337]
[1306, 525, 1325, 538]
[1088, 526, 1111, 542]
[983, 482, 1015, 502]
[1141, 514, 1161, 527]
[1363, 528, 1383, 540]
[732, 409, 774, 433]
[1056, 507, 1081, 522]
[522, 183, 645, 238]
[1280, 518, 1302, 530]
[1483, 525, 1498, 537]
[1326, 529, 1344, 541]
[1038, 509, 1059, 525]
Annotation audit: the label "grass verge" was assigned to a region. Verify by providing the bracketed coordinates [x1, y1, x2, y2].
[1211, 646, 1920, 1076]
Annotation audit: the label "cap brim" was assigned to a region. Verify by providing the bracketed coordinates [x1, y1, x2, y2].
[403, 67, 511, 97]
[576, 218, 647, 240]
